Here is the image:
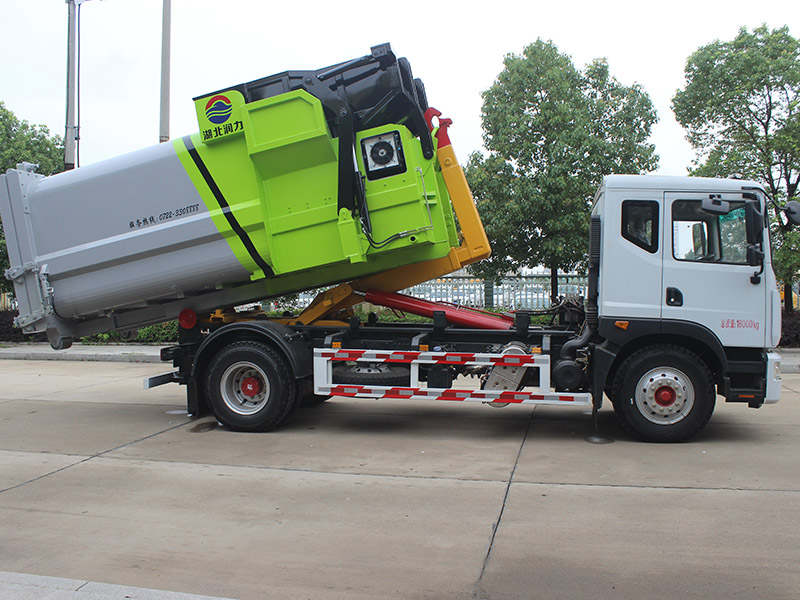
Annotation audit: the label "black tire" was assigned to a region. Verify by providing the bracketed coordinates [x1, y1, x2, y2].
[611, 345, 715, 442]
[332, 363, 410, 387]
[205, 341, 297, 432]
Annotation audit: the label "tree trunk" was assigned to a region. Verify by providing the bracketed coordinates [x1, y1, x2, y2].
[549, 261, 559, 306]
[786, 282, 795, 314]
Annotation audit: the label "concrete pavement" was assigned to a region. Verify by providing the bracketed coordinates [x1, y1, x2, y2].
[0, 571, 237, 600]
[0, 358, 799, 599]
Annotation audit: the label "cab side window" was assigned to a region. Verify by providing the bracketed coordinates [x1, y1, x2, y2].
[672, 200, 748, 264]
[622, 200, 659, 253]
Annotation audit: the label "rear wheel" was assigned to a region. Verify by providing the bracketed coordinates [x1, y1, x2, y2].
[611, 345, 715, 442]
[206, 341, 296, 432]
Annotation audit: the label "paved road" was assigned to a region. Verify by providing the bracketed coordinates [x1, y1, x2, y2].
[0, 359, 799, 599]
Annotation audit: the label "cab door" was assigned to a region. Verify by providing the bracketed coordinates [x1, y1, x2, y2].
[599, 197, 664, 320]
[661, 191, 766, 348]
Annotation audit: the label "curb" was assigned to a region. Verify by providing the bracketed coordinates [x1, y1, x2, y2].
[0, 351, 161, 363]
[0, 570, 236, 600]
[0, 344, 161, 363]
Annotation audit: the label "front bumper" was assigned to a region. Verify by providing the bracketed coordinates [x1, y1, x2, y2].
[765, 351, 782, 404]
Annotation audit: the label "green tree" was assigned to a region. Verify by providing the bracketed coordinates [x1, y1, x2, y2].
[0, 102, 64, 295]
[672, 25, 800, 312]
[466, 40, 658, 301]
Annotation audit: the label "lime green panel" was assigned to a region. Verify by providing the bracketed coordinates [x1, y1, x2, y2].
[355, 125, 457, 251]
[177, 88, 459, 297]
[173, 134, 269, 279]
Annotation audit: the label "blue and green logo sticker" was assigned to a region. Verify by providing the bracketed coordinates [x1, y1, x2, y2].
[195, 90, 244, 143]
[205, 95, 233, 124]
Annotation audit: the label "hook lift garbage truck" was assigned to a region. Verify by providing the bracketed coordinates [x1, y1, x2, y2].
[2, 44, 799, 442]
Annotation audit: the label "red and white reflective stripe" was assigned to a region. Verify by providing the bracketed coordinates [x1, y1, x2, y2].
[488, 355, 538, 366]
[372, 351, 424, 363]
[330, 385, 373, 397]
[311, 347, 573, 404]
[317, 384, 589, 406]
[316, 348, 541, 367]
[320, 349, 367, 360]
[435, 353, 475, 364]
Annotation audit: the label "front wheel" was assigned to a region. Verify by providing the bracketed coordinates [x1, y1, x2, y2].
[205, 341, 296, 432]
[611, 345, 715, 442]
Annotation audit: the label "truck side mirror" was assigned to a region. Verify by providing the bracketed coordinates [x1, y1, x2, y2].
[748, 244, 765, 285]
[785, 200, 800, 226]
[747, 245, 764, 267]
[745, 199, 764, 245]
[691, 222, 707, 256]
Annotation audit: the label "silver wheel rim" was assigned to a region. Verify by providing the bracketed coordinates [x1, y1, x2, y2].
[219, 361, 270, 415]
[634, 366, 694, 425]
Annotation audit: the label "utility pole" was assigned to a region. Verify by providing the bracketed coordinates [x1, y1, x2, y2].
[159, 0, 171, 143]
[64, 0, 79, 170]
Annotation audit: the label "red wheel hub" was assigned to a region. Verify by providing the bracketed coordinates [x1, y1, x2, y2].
[654, 386, 677, 407]
[240, 377, 262, 397]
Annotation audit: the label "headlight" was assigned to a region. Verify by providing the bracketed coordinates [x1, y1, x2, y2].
[361, 131, 406, 180]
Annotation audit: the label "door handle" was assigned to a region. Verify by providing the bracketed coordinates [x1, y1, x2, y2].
[666, 287, 683, 307]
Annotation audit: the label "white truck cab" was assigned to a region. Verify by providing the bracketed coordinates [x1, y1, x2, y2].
[588, 175, 784, 440]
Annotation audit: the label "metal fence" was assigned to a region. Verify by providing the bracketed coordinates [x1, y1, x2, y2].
[7, 277, 800, 315]
[0, 277, 585, 317]
[0, 293, 16, 311]
[405, 275, 588, 309]
[295, 275, 588, 310]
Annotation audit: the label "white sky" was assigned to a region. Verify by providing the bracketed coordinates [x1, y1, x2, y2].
[2, 0, 798, 175]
